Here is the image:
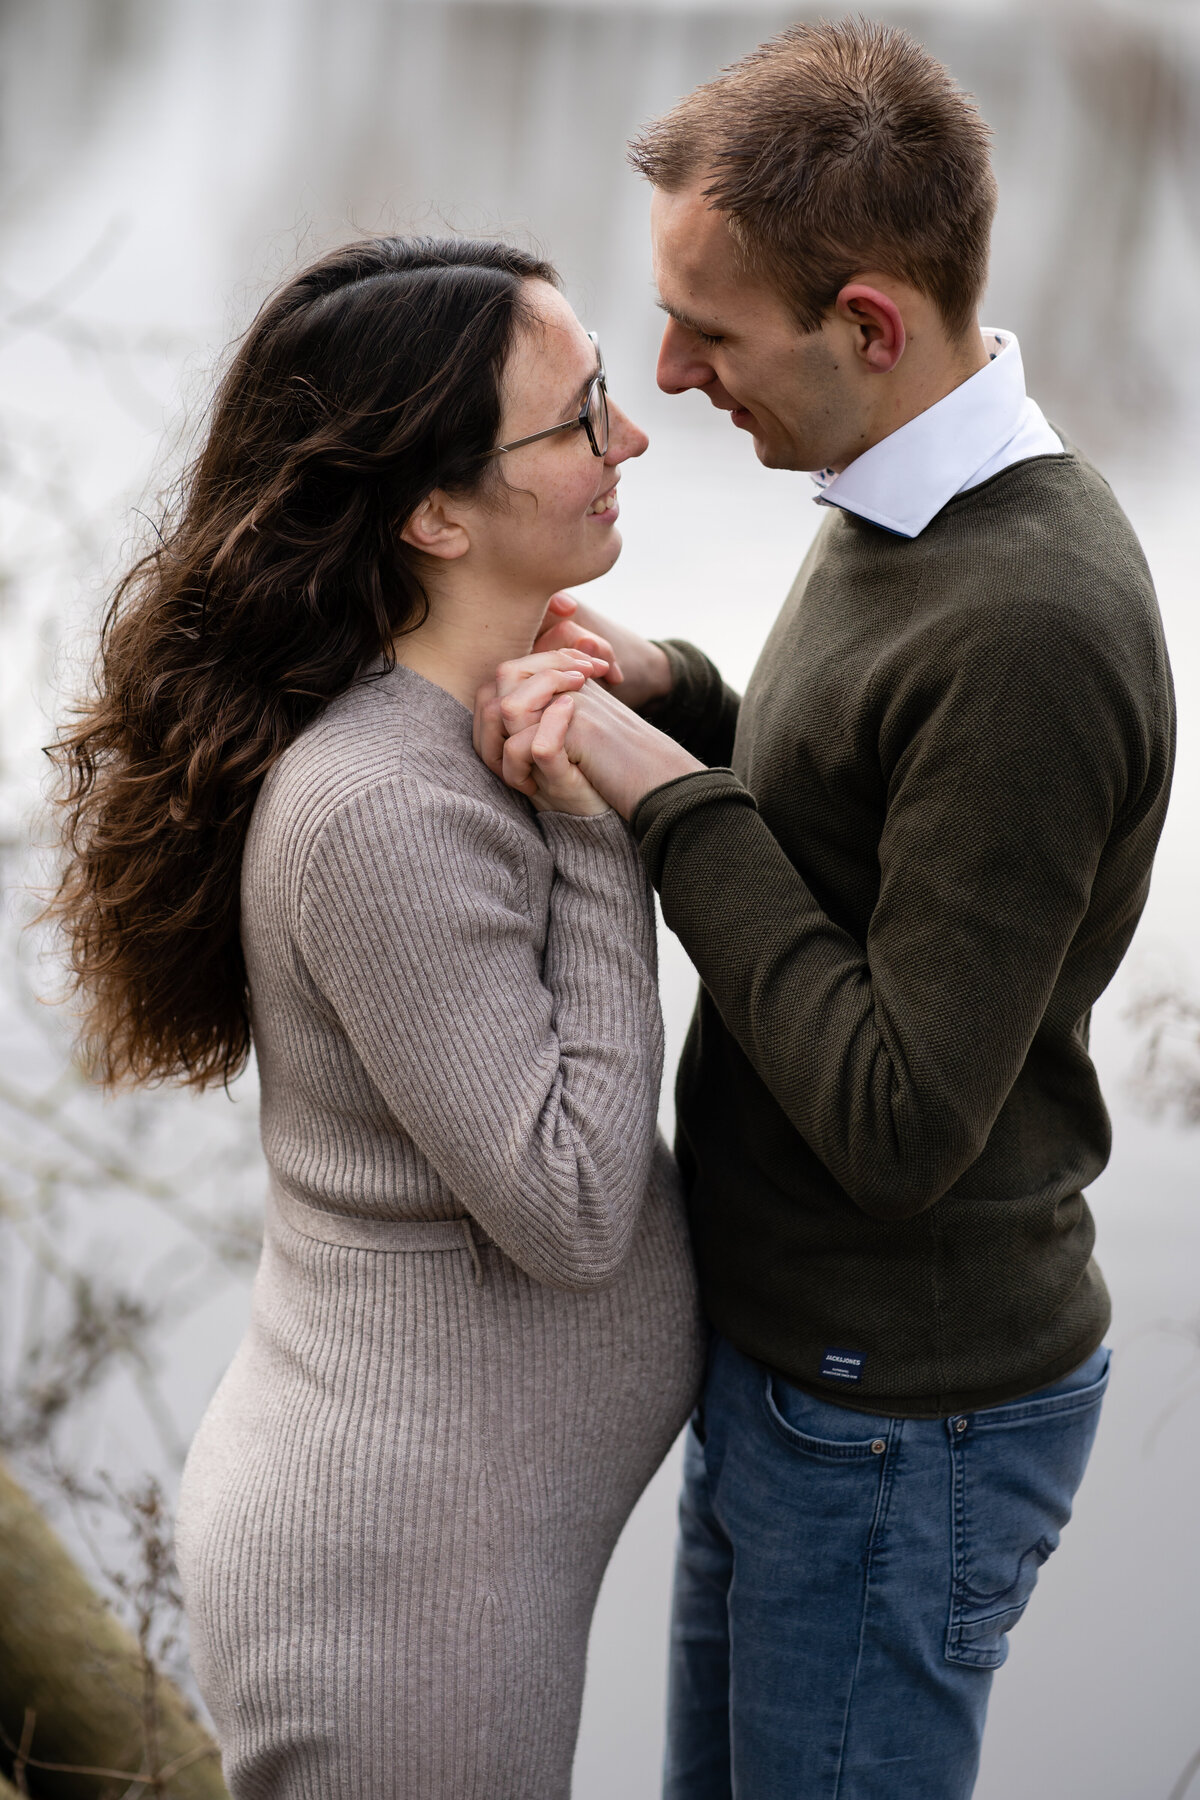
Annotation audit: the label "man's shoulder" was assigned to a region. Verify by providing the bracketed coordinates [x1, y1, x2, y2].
[902, 449, 1159, 643]
[940, 448, 1146, 572]
[807, 452, 1154, 650]
[820, 449, 1142, 574]
[792, 451, 1166, 723]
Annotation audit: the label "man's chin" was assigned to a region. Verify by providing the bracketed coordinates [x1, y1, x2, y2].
[755, 434, 817, 473]
[729, 409, 808, 472]
[748, 436, 800, 472]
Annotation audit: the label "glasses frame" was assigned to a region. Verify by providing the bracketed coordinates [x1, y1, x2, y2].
[489, 332, 608, 459]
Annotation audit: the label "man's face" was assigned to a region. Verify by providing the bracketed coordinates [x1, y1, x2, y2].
[650, 181, 856, 473]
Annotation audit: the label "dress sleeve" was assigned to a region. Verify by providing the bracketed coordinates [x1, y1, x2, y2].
[296, 782, 663, 1290]
[642, 639, 741, 767]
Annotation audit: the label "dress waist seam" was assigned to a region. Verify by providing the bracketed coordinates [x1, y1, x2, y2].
[269, 1176, 489, 1273]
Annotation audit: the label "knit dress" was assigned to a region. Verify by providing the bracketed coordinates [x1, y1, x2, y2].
[174, 661, 704, 1800]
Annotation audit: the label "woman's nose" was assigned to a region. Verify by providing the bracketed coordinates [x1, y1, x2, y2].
[605, 398, 649, 464]
[656, 318, 714, 396]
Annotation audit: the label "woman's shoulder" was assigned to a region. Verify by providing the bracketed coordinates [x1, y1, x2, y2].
[247, 662, 538, 896]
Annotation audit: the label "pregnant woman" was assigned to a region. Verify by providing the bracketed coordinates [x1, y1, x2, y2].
[47, 237, 703, 1798]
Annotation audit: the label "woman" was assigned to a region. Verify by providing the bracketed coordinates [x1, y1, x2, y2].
[48, 237, 703, 1798]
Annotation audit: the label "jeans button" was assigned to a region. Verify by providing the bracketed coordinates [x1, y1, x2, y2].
[870, 1438, 886, 1454]
[954, 1417, 968, 1433]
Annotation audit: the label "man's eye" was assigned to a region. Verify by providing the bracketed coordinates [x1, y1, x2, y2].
[696, 331, 723, 348]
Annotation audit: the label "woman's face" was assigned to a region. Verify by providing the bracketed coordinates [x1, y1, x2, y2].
[468, 281, 649, 592]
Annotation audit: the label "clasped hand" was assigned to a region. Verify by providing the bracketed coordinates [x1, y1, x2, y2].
[472, 594, 704, 819]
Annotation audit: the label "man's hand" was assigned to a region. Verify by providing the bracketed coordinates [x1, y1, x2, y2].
[474, 648, 611, 783]
[532, 593, 674, 714]
[501, 677, 704, 822]
[504, 694, 612, 818]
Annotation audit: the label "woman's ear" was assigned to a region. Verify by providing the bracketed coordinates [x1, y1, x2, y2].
[400, 492, 470, 561]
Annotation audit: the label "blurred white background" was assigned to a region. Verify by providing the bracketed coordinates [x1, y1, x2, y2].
[2, 2, 1199, 1796]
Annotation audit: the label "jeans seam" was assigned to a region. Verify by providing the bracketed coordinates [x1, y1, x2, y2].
[831, 1418, 903, 1797]
[947, 1418, 967, 1660]
[968, 1379, 1109, 1430]
[760, 1375, 892, 1462]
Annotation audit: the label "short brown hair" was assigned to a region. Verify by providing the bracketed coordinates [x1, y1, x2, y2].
[629, 18, 996, 337]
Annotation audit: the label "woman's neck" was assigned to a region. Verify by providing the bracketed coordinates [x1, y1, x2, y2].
[392, 577, 549, 711]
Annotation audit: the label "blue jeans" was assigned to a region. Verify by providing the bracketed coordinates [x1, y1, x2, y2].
[663, 1334, 1109, 1800]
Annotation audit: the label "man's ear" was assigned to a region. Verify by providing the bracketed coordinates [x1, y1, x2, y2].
[400, 492, 470, 561]
[835, 284, 907, 374]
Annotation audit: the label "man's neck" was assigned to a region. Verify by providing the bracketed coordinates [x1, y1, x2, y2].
[833, 328, 990, 472]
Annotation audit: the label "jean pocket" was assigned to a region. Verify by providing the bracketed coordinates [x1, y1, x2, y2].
[945, 1360, 1109, 1670]
[762, 1372, 892, 1464]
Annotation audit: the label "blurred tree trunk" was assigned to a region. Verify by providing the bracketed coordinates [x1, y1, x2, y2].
[0, 1458, 228, 1799]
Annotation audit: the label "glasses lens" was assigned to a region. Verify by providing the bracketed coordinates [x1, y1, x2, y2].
[587, 378, 609, 457]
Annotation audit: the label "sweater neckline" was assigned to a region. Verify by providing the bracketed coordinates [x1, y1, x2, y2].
[939, 446, 1076, 514]
[368, 658, 476, 740]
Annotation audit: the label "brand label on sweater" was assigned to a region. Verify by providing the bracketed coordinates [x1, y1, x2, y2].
[820, 1348, 866, 1384]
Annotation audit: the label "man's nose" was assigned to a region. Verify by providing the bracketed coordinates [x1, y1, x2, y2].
[656, 318, 714, 396]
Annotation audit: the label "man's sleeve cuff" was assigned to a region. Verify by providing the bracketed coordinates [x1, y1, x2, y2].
[631, 768, 757, 886]
[643, 640, 731, 728]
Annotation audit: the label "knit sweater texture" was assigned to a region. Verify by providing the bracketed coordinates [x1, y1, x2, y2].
[635, 450, 1174, 1417]
[175, 662, 703, 1799]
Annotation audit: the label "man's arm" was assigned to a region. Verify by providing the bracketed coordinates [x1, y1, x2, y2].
[517, 612, 1149, 1222]
[643, 639, 743, 768]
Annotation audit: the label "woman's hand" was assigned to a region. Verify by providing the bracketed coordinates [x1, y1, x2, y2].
[504, 677, 703, 820]
[475, 647, 606, 782]
[474, 649, 611, 815]
[504, 693, 611, 817]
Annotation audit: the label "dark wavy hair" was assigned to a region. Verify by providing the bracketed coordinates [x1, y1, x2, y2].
[45, 235, 557, 1089]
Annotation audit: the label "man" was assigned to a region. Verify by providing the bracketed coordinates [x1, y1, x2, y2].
[476, 19, 1174, 1798]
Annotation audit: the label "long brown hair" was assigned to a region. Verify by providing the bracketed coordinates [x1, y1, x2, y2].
[46, 235, 556, 1089]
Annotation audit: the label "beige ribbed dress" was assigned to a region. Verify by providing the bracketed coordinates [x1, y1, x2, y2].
[174, 662, 704, 1800]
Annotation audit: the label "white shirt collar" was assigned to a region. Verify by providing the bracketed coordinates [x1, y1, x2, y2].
[810, 329, 1061, 539]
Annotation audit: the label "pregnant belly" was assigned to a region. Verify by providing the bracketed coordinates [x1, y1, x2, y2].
[176, 1154, 702, 1608]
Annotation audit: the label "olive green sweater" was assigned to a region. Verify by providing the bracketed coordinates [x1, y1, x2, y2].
[635, 451, 1174, 1416]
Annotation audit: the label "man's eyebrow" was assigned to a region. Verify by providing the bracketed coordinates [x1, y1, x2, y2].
[656, 298, 725, 336]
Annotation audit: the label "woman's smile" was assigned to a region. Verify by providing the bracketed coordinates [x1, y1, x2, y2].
[587, 481, 620, 518]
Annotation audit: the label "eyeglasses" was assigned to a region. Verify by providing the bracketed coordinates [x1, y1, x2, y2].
[490, 332, 609, 459]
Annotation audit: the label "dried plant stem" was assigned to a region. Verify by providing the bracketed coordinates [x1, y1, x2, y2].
[12, 1707, 33, 1795]
[1170, 1747, 1200, 1800]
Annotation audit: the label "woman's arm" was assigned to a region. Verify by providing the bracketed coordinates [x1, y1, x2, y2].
[296, 779, 663, 1290]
